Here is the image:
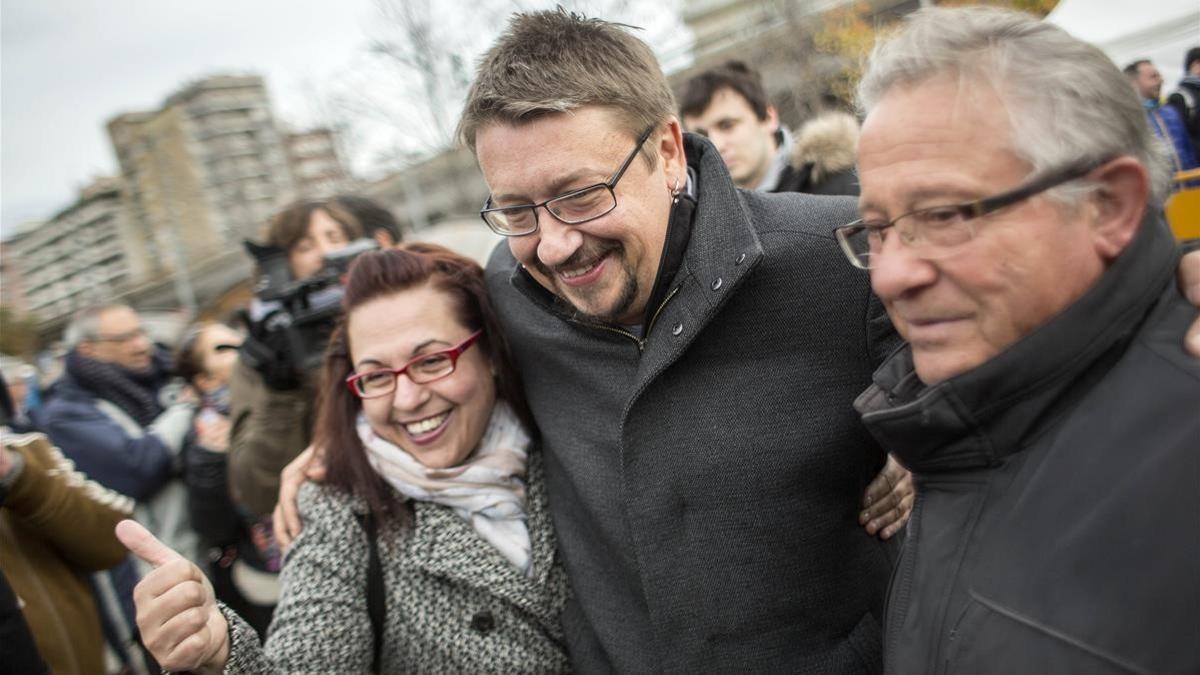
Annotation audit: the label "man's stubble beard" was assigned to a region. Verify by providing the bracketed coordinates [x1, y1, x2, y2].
[534, 240, 640, 325]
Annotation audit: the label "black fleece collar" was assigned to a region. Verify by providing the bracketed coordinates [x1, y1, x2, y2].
[640, 167, 697, 329]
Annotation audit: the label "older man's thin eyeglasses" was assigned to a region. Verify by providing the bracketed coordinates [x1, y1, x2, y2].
[480, 126, 656, 237]
[345, 330, 483, 399]
[834, 159, 1108, 270]
[92, 328, 148, 343]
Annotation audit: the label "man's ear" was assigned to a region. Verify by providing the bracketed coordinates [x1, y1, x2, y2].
[658, 117, 688, 181]
[77, 341, 97, 360]
[765, 104, 780, 134]
[1088, 156, 1149, 262]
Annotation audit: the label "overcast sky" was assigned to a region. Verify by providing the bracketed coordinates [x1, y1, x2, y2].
[3, 0, 1193, 240]
[1047, 0, 1198, 84]
[0, 1, 403, 237]
[0, 0, 691, 238]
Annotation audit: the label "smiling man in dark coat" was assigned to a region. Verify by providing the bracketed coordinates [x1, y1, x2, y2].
[458, 10, 912, 672]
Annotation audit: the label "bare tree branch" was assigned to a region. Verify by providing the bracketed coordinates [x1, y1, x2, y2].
[316, 0, 689, 178]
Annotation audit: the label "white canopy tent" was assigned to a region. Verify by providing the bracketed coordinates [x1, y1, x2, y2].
[1047, 0, 1200, 89]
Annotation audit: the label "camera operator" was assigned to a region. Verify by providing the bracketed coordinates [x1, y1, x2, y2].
[228, 197, 401, 522]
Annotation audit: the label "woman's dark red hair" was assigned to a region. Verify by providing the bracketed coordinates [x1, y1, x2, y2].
[315, 243, 533, 523]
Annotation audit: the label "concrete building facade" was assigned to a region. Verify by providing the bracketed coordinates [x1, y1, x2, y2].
[0, 237, 33, 316]
[5, 74, 356, 342]
[363, 145, 489, 235]
[8, 177, 141, 325]
[285, 128, 354, 198]
[106, 74, 298, 274]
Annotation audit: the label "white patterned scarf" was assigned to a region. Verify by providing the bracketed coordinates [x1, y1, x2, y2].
[357, 400, 534, 576]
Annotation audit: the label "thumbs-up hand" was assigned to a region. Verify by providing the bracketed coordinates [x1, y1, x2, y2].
[115, 520, 231, 673]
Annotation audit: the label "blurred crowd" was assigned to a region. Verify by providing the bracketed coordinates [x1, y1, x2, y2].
[2, 5, 1199, 675]
[2, 195, 404, 672]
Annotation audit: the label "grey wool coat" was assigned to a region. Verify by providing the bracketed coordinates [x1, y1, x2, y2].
[222, 448, 570, 673]
[485, 134, 902, 673]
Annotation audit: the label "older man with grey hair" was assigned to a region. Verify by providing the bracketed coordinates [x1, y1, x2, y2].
[38, 303, 202, 670]
[44, 305, 192, 499]
[41, 304, 200, 563]
[837, 7, 1200, 673]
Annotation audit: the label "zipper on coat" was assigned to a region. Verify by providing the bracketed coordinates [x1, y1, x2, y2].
[582, 322, 643, 349]
[569, 286, 680, 353]
[643, 286, 680, 345]
[884, 495, 922, 671]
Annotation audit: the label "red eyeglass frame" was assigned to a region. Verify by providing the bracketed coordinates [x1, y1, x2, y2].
[345, 330, 483, 399]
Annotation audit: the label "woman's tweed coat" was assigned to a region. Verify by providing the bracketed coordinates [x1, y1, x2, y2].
[222, 448, 570, 673]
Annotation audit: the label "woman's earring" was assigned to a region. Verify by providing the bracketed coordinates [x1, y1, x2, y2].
[671, 177, 682, 197]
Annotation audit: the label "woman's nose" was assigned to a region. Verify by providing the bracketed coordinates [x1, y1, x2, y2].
[390, 373, 431, 411]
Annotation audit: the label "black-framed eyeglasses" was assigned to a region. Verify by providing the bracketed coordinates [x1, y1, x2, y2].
[345, 330, 483, 399]
[834, 159, 1109, 270]
[479, 125, 656, 237]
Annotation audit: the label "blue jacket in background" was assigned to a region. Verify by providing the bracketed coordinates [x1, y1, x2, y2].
[1146, 100, 1199, 172]
[39, 375, 174, 500]
[39, 367, 200, 674]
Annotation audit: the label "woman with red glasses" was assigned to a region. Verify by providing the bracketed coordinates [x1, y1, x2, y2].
[117, 244, 570, 673]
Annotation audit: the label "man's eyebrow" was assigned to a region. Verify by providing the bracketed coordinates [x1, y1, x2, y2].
[492, 168, 603, 204]
[859, 186, 981, 216]
[909, 185, 978, 201]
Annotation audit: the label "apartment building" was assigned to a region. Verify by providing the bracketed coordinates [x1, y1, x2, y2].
[8, 177, 143, 324]
[0, 238, 33, 315]
[107, 74, 298, 272]
[285, 128, 353, 198]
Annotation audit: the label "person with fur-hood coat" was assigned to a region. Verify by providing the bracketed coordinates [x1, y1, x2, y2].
[778, 111, 861, 196]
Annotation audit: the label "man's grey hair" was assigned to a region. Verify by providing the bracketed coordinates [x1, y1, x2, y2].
[64, 303, 130, 348]
[857, 7, 1172, 206]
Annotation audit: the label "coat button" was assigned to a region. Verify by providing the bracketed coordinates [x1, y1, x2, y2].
[711, 277, 723, 291]
[471, 610, 495, 633]
[672, 322, 684, 336]
[735, 253, 746, 265]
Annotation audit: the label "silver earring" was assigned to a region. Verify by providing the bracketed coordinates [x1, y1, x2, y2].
[671, 177, 682, 196]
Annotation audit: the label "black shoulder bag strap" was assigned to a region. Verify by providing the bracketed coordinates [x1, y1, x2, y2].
[355, 512, 385, 673]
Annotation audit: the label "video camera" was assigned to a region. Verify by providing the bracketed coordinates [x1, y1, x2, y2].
[240, 237, 379, 386]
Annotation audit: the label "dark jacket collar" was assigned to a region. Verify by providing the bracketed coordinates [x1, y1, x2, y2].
[855, 213, 1179, 472]
[679, 132, 765, 299]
